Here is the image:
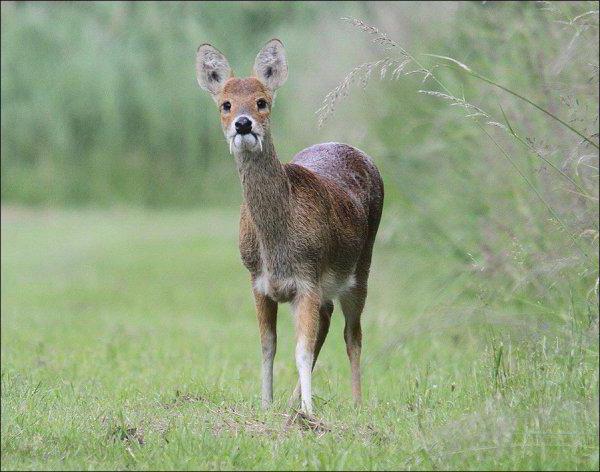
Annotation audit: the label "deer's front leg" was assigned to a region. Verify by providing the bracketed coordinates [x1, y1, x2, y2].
[293, 291, 321, 415]
[254, 290, 278, 408]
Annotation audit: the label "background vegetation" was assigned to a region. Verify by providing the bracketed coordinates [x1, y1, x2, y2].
[1, 1, 598, 470]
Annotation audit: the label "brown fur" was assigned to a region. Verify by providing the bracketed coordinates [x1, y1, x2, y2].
[238, 145, 382, 300]
[219, 78, 273, 133]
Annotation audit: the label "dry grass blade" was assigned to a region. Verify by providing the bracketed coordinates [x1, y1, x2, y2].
[108, 425, 145, 446]
[341, 17, 398, 51]
[316, 17, 418, 127]
[417, 90, 490, 119]
[322, 17, 597, 198]
[282, 409, 331, 436]
[162, 390, 205, 410]
[316, 57, 403, 127]
[203, 403, 281, 437]
[433, 59, 600, 150]
[418, 84, 594, 197]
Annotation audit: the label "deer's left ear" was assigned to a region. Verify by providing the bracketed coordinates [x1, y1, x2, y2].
[253, 39, 288, 91]
[196, 43, 232, 100]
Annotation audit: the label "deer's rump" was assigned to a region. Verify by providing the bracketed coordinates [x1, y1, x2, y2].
[291, 142, 384, 236]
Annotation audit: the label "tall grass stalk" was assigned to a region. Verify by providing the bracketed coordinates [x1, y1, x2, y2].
[319, 16, 593, 257]
[321, 4, 599, 338]
[320, 17, 596, 198]
[425, 54, 599, 150]
[477, 122, 589, 258]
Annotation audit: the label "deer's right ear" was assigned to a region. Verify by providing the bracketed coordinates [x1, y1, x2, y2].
[196, 44, 232, 100]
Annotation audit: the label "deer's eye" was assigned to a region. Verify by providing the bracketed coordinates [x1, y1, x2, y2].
[222, 101, 231, 112]
[256, 99, 268, 110]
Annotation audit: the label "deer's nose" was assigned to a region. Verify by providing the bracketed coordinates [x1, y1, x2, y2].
[235, 116, 253, 135]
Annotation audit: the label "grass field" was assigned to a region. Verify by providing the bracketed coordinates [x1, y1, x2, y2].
[1, 207, 597, 470]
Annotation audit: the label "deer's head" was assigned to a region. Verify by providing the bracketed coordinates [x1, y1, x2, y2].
[196, 39, 288, 154]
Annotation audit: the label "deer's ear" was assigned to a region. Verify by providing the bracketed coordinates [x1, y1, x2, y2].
[196, 44, 232, 99]
[253, 39, 288, 91]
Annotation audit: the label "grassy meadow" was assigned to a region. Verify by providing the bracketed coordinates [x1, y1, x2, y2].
[1, 1, 599, 470]
[1, 207, 597, 470]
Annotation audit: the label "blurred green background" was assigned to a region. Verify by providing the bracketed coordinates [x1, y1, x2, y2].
[1, 1, 598, 470]
[2, 1, 373, 206]
[2, 0, 598, 310]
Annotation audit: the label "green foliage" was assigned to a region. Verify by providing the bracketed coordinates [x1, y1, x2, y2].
[317, 2, 599, 342]
[0, 1, 363, 206]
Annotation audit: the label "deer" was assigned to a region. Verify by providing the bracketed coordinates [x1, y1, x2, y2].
[195, 39, 384, 415]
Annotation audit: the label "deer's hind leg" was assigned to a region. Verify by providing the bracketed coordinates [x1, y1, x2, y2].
[340, 284, 366, 405]
[288, 300, 333, 407]
[293, 292, 330, 414]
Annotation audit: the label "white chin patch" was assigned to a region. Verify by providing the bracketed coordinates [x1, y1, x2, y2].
[233, 133, 257, 151]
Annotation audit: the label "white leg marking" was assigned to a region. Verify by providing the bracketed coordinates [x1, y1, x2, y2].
[261, 331, 276, 408]
[295, 336, 313, 414]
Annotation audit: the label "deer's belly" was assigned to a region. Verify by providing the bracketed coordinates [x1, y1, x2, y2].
[253, 273, 305, 303]
[253, 270, 355, 303]
[321, 270, 356, 300]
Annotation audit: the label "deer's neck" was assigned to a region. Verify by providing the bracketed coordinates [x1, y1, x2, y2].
[235, 134, 291, 246]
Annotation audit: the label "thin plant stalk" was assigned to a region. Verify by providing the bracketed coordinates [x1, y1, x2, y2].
[470, 70, 598, 151]
[478, 123, 589, 258]
[424, 55, 598, 150]
[327, 17, 596, 254]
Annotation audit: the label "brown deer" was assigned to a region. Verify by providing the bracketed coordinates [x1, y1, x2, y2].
[195, 39, 383, 414]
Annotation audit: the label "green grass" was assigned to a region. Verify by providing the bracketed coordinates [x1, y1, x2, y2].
[1, 207, 597, 470]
